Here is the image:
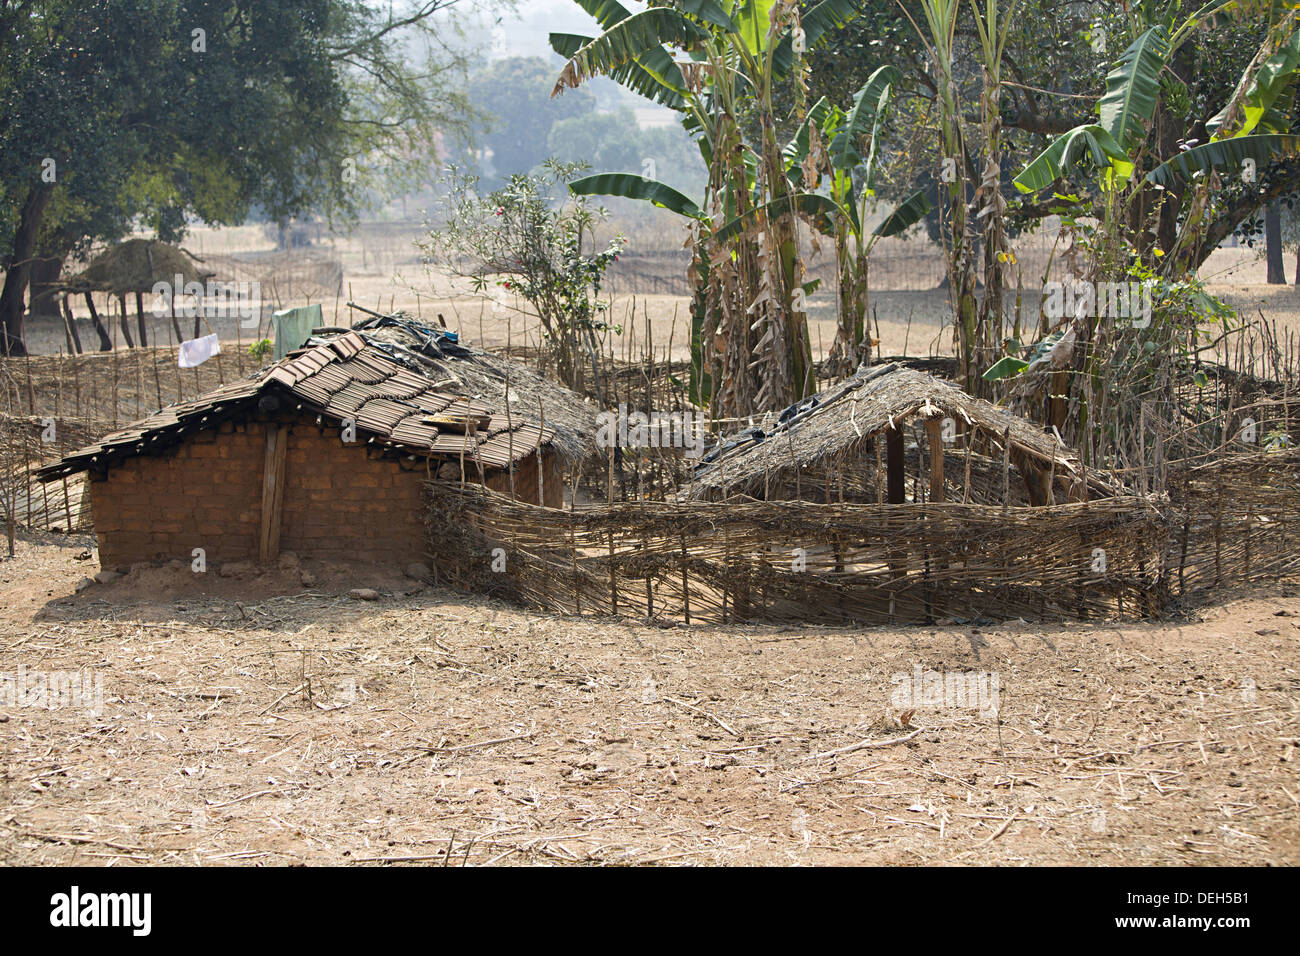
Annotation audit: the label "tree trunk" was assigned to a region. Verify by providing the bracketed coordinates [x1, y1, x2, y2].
[28, 254, 63, 318]
[0, 185, 54, 355]
[116, 294, 135, 348]
[135, 291, 149, 348]
[1265, 201, 1285, 284]
[60, 295, 83, 354]
[84, 293, 113, 351]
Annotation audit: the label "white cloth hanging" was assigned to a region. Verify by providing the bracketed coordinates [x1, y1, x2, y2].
[178, 333, 220, 368]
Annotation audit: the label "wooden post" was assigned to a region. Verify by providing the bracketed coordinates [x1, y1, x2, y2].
[537, 399, 546, 507]
[963, 425, 972, 504]
[886, 425, 905, 504]
[925, 417, 945, 503]
[135, 291, 149, 348]
[259, 424, 290, 563]
[1001, 427, 1012, 511]
[61, 295, 82, 354]
[117, 293, 134, 348]
[874, 439, 883, 503]
[84, 293, 112, 351]
[62, 476, 73, 531]
[680, 529, 690, 625]
[608, 527, 617, 615]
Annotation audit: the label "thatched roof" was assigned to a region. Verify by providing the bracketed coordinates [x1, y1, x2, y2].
[686, 362, 1120, 501]
[316, 314, 599, 466]
[60, 239, 215, 295]
[36, 332, 560, 482]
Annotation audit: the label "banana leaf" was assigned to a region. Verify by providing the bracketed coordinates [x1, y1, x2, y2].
[568, 173, 707, 220]
[712, 193, 843, 243]
[1207, 27, 1300, 139]
[1145, 133, 1300, 186]
[872, 189, 932, 238]
[549, 32, 689, 109]
[829, 66, 901, 171]
[1013, 124, 1132, 193]
[1098, 25, 1171, 151]
[554, 9, 711, 93]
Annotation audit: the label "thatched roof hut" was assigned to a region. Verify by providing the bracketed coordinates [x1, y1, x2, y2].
[59, 238, 215, 295]
[686, 363, 1121, 505]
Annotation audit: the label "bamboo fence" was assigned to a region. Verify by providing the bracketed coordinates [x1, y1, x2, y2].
[425, 484, 1170, 625]
[425, 447, 1298, 625]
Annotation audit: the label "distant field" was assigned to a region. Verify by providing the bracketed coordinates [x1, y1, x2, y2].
[18, 220, 1300, 373]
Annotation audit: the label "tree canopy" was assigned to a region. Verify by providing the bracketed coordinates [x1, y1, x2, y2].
[0, 0, 496, 353]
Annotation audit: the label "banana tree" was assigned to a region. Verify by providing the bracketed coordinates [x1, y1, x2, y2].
[569, 63, 929, 397]
[551, 0, 870, 417]
[967, 0, 1022, 395]
[892, 0, 985, 392]
[1006, 0, 1300, 465]
[778, 66, 932, 374]
[1012, 2, 1300, 274]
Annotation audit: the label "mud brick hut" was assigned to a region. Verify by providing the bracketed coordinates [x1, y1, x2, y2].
[36, 330, 582, 570]
[686, 362, 1120, 505]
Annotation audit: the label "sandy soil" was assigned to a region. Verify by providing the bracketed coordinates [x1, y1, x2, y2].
[1, 532, 1296, 866]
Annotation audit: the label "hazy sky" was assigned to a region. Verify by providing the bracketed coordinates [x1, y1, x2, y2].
[487, 0, 648, 60]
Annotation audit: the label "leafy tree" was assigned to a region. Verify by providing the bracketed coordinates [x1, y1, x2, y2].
[419, 161, 625, 396]
[0, 0, 495, 354]
[466, 56, 596, 186]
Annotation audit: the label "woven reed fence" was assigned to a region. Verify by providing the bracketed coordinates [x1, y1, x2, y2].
[1166, 451, 1300, 594]
[426, 448, 1298, 624]
[425, 484, 1170, 624]
[1, 414, 96, 533]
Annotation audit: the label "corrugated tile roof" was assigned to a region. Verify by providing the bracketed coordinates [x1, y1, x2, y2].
[36, 331, 554, 481]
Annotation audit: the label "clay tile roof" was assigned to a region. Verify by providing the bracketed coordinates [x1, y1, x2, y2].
[35, 331, 555, 482]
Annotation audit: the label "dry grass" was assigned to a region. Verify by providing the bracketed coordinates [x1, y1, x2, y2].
[0, 534, 1297, 866]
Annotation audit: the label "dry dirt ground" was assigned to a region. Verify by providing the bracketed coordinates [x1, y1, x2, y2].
[0, 532, 1297, 866]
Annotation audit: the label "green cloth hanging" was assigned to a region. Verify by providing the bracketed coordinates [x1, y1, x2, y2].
[272, 304, 324, 361]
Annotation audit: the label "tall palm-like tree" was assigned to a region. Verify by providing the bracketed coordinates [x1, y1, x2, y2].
[551, 1, 868, 417]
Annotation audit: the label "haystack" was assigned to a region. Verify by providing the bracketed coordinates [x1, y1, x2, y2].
[60, 238, 214, 295]
[44, 239, 219, 351]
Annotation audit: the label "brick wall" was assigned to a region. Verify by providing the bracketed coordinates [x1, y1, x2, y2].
[89, 414, 562, 568]
[278, 423, 427, 564]
[90, 420, 264, 567]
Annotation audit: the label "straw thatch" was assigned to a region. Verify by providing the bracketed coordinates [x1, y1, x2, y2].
[59, 239, 215, 295]
[686, 362, 1121, 503]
